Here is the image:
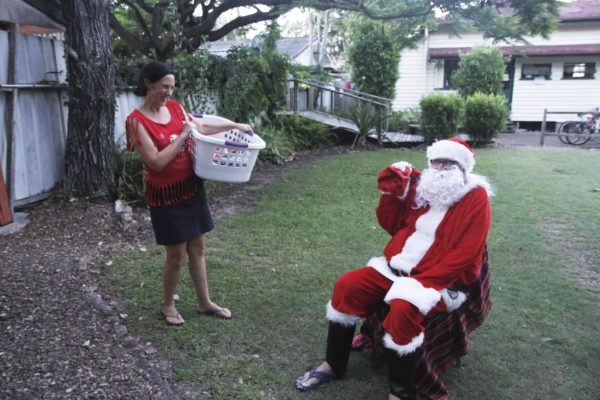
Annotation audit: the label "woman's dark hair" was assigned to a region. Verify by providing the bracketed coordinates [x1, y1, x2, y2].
[134, 61, 175, 96]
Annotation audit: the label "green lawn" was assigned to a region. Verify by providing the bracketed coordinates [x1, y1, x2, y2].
[107, 147, 600, 399]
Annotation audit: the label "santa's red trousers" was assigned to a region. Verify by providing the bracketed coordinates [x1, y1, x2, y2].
[330, 266, 445, 351]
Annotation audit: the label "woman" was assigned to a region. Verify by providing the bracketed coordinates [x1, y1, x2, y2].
[126, 61, 251, 326]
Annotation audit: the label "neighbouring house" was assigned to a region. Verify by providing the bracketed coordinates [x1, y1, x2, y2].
[202, 36, 338, 69]
[393, 0, 600, 127]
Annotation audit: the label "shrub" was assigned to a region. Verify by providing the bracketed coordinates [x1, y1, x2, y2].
[113, 37, 289, 124]
[114, 144, 146, 205]
[451, 45, 508, 97]
[419, 94, 464, 141]
[255, 126, 296, 165]
[345, 101, 385, 147]
[387, 107, 421, 132]
[273, 114, 336, 149]
[464, 92, 509, 144]
[170, 50, 223, 114]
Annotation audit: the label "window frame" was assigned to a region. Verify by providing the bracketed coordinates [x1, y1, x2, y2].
[562, 62, 596, 79]
[520, 63, 553, 80]
[442, 58, 460, 89]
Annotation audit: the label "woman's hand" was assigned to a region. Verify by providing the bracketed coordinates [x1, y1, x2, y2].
[236, 123, 252, 133]
[182, 121, 195, 137]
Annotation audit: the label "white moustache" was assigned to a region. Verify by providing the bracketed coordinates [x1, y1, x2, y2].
[415, 167, 466, 208]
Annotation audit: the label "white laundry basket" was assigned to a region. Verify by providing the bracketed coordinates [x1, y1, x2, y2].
[190, 114, 265, 183]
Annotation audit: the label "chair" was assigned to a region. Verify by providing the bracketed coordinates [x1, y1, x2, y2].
[353, 249, 492, 400]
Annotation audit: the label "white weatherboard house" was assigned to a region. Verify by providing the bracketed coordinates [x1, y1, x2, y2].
[393, 0, 600, 126]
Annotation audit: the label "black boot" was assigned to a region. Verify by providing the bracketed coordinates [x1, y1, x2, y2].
[325, 322, 356, 378]
[388, 350, 418, 400]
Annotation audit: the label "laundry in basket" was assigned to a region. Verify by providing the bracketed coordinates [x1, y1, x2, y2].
[190, 115, 266, 183]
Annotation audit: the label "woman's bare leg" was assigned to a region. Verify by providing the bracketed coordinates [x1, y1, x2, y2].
[161, 243, 187, 325]
[187, 235, 231, 318]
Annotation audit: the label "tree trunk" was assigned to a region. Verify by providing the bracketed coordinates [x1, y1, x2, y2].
[318, 11, 330, 65]
[63, 0, 115, 198]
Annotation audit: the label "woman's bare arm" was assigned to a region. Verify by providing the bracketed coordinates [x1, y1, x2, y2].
[129, 120, 192, 172]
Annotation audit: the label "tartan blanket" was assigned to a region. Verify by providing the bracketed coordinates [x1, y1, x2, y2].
[353, 250, 492, 400]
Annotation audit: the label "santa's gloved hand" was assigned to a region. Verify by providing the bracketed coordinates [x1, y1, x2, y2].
[392, 161, 412, 173]
[377, 161, 413, 198]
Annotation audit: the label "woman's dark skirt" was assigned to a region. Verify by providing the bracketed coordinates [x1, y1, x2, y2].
[149, 184, 214, 246]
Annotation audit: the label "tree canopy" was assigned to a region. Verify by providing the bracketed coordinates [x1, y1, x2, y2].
[109, 0, 561, 60]
[346, 16, 401, 99]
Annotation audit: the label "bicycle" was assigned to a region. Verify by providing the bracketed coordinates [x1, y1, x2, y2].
[557, 108, 600, 145]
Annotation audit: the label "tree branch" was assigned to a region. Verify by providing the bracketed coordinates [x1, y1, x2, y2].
[120, 0, 152, 37]
[183, 0, 292, 37]
[108, 12, 151, 55]
[191, 8, 284, 46]
[132, 0, 153, 14]
[110, 0, 560, 61]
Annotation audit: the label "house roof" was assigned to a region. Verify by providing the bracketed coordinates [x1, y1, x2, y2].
[437, 0, 600, 25]
[1, 0, 64, 33]
[202, 36, 313, 60]
[274, 37, 311, 58]
[559, 0, 600, 22]
[429, 1, 600, 58]
[430, 43, 600, 58]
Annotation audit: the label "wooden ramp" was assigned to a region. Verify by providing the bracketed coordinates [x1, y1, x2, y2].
[278, 110, 359, 132]
[278, 110, 425, 145]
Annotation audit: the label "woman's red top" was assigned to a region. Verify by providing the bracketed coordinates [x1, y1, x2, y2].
[126, 100, 199, 207]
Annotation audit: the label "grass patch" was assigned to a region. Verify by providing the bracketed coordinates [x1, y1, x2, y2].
[107, 147, 600, 399]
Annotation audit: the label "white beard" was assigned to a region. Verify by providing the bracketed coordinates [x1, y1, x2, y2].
[415, 166, 466, 208]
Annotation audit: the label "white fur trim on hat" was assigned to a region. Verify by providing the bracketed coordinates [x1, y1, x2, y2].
[384, 277, 442, 316]
[326, 300, 361, 327]
[427, 139, 475, 173]
[383, 332, 424, 356]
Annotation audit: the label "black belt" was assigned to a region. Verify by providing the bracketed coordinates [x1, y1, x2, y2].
[389, 265, 409, 277]
[389, 265, 467, 293]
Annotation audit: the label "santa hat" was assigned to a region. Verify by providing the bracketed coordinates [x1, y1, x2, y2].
[426, 137, 475, 173]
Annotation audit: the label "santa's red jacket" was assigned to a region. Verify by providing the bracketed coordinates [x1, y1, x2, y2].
[370, 163, 492, 316]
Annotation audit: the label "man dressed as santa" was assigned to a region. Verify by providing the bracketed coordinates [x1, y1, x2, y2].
[295, 138, 493, 400]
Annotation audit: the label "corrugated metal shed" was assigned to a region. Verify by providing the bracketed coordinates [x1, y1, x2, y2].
[1, 0, 67, 210]
[0, 30, 68, 207]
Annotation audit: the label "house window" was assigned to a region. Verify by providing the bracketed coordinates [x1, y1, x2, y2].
[443, 58, 459, 89]
[521, 63, 552, 80]
[563, 62, 596, 79]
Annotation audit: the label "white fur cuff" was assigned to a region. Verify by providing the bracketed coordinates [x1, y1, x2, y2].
[383, 332, 424, 356]
[384, 277, 441, 315]
[326, 300, 360, 327]
[367, 256, 398, 282]
[440, 289, 467, 312]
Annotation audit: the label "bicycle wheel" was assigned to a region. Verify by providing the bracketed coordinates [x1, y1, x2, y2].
[561, 122, 591, 145]
[557, 122, 570, 144]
